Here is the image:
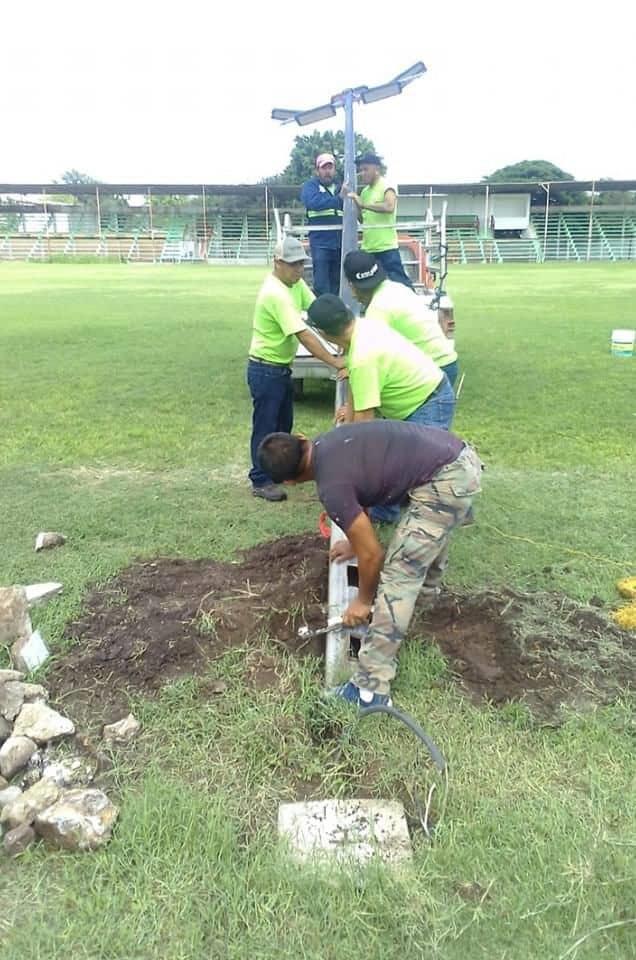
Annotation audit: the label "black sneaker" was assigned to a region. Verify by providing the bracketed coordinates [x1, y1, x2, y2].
[252, 484, 287, 502]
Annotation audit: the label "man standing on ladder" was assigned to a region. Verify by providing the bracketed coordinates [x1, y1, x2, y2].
[300, 153, 345, 297]
[344, 152, 414, 289]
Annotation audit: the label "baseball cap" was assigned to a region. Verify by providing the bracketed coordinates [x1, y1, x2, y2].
[355, 152, 382, 166]
[316, 153, 336, 168]
[307, 294, 351, 336]
[343, 251, 386, 290]
[438, 294, 454, 309]
[273, 235, 307, 263]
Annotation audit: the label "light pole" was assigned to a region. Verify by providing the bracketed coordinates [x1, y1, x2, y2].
[271, 63, 427, 687]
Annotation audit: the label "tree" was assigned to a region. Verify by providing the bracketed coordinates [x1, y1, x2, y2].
[266, 130, 380, 184]
[58, 170, 98, 185]
[594, 178, 636, 206]
[483, 160, 576, 205]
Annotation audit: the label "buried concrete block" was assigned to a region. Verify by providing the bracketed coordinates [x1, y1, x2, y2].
[25, 582, 63, 606]
[278, 799, 412, 867]
[11, 630, 50, 673]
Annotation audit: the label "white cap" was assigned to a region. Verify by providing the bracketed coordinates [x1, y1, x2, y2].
[273, 235, 307, 263]
[439, 294, 454, 309]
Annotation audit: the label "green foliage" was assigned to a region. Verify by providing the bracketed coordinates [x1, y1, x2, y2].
[267, 130, 378, 184]
[58, 169, 98, 185]
[484, 160, 577, 204]
[595, 179, 636, 206]
[485, 159, 574, 183]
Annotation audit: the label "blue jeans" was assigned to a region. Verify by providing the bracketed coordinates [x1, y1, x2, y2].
[247, 359, 293, 487]
[441, 359, 459, 388]
[370, 374, 456, 523]
[310, 243, 341, 297]
[406, 373, 455, 430]
[373, 248, 414, 289]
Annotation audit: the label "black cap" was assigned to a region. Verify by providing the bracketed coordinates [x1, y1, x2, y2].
[307, 294, 352, 336]
[355, 152, 382, 166]
[343, 251, 386, 290]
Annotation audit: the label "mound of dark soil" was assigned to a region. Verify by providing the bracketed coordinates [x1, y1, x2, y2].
[49, 535, 634, 723]
[412, 589, 634, 720]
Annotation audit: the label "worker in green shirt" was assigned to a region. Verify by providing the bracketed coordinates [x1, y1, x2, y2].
[308, 291, 455, 522]
[343, 251, 459, 386]
[247, 236, 344, 502]
[307, 294, 454, 429]
[344, 152, 413, 289]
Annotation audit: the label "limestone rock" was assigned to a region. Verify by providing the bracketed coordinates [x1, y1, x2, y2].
[11, 630, 50, 673]
[0, 718, 11, 744]
[19, 750, 44, 788]
[0, 786, 22, 809]
[25, 582, 63, 606]
[42, 757, 95, 788]
[12, 702, 75, 744]
[35, 789, 119, 851]
[0, 736, 37, 779]
[0, 587, 32, 646]
[1, 778, 60, 828]
[41, 762, 74, 787]
[20, 683, 48, 704]
[0, 775, 8, 791]
[0, 681, 25, 722]
[0, 681, 46, 723]
[0, 669, 25, 683]
[34, 532, 67, 552]
[103, 714, 140, 744]
[3, 822, 35, 858]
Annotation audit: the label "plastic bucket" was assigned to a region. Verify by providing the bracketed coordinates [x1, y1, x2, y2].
[611, 329, 635, 357]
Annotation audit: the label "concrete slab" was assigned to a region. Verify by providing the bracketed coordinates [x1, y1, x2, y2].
[278, 799, 412, 867]
[25, 583, 63, 606]
[11, 630, 50, 673]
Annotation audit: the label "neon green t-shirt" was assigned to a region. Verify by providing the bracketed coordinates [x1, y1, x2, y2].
[360, 177, 398, 253]
[347, 317, 443, 420]
[249, 274, 314, 365]
[366, 280, 457, 367]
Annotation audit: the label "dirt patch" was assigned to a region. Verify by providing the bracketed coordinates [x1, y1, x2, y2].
[50, 534, 328, 719]
[412, 589, 635, 720]
[49, 534, 634, 724]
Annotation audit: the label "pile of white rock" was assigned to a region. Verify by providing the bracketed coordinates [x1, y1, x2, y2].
[0, 670, 137, 857]
[1, 578, 139, 859]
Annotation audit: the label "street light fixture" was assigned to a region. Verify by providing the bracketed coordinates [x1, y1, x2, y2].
[295, 103, 337, 126]
[360, 81, 403, 104]
[271, 108, 303, 122]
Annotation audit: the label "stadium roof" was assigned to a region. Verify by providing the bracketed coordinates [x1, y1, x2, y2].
[1, 179, 635, 199]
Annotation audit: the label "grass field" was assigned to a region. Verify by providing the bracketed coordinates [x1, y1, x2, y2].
[0, 261, 635, 959]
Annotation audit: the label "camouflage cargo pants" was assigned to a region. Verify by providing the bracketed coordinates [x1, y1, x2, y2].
[352, 445, 483, 696]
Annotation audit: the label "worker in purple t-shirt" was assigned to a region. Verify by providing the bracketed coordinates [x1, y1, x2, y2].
[257, 420, 483, 708]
